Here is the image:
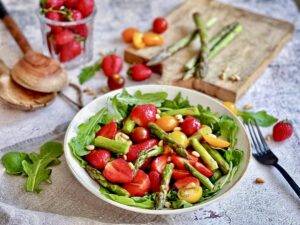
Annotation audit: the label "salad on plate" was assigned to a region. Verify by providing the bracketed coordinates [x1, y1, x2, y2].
[69, 89, 243, 210]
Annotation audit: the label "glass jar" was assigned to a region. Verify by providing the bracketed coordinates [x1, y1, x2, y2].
[37, 8, 96, 69]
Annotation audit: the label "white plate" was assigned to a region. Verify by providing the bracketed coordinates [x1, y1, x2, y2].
[64, 85, 251, 215]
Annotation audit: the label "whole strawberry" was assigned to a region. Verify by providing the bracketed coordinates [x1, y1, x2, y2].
[272, 120, 293, 142]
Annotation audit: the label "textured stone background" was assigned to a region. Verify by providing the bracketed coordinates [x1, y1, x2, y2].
[0, 0, 299, 225]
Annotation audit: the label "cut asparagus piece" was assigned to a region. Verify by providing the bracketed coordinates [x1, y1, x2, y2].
[148, 123, 188, 157]
[122, 118, 135, 134]
[203, 144, 230, 174]
[191, 138, 218, 171]
[134, 146, 163, 172]
[146, 18, 217, 66]
[184, 162, 214, 190]
[161, 107, 200, 116]
[193, 12, 209, 78]
[86, 165, 130, 196]
[94, 136, 130, 155]
[155, 163, 174, 209]
[188, 125, 212, 144]
[210, 169, 222, 183]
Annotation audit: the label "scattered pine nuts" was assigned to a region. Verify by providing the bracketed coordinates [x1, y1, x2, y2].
[164, 202, 171, 208]
[243, 103, 253, 110]
[123, 155, 127, 160]
[173, 127, 181, 131]
[191, 151, 200, 157]
[157, 109, 161, 114]
[83, 87, 97, 97]
[255, 178, 265, 184]
[156, 114, 161, 119]
[86, 145, 95, 151]
[228, 74, 241, 82]
[100, 86, 109, 93]
[265, 135, 272, 142]
[158, 140, 164, 147]
[120, 132, 130, 140]
[219, 72, 226, 80]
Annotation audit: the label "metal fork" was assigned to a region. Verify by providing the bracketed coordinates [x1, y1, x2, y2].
[245, 120, 300, 199]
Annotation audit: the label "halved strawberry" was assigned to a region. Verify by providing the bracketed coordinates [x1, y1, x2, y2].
[194, 162, 213, 178]
[122, 170, 150, 196]
[103, 159, 134, 184]
[171, 154, 198, 170]
[151, 155, 168, 174]
[126, 139, 158, 162]
[130, 104, 157, 127]
[140, 158, 152, 170]
[174, 176, 200, 189]
[96, 121, 117, 139]
[172, 169, 191, 180]
[85, 149, 111, 170]
[149, 170, 161, 192]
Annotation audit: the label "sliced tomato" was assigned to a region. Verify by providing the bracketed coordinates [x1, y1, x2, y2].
[96, 121, 117, 139]
[194, 162, 213, 178]
[122, 170, 150, 196]
[151, 155, 168, 174]
[85, 149, 111, 170]
[126, 139, 158, 162]
[130, 104, 157, 127]
[174, 176, 200, 189]
[149, 170, 161, 192]
[103, 159, 134, 184]
[172, 169, 191, 180]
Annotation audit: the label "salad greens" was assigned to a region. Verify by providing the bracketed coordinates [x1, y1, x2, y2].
[239, 110, 277, 127]
[1, 141, 63, 193]
[219, 116, 238, 148]
[160, 92, 191, 110]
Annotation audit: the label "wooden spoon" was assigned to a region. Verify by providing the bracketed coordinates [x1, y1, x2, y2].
[0, 0, 68, 93]
[0, 59, 56, 110]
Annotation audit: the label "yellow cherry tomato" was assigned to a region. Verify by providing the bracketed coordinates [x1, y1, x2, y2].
[223, 101, 238, 115]
[143, 32, 164, 46]
[122, 27, 139, 43]
[178, 184, 202, 204]
[155, 115, 179, 132]
[203, 134, 230, 148]
[199, 125, 212, 136]
[132, 32, 146, 49]
[169, 130, 188, 148]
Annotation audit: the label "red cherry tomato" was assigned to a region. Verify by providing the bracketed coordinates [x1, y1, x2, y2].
[181, 116, 201, 136]
[151, 155, 168, 174]
[126, 139, 158, 162]
[107, 74, 125, 90]
[85, 149, 111, 170]
[44, 0, 64, 9]
[130, 104, 157, 127]
[174, 176, 200, 189]
[59, 40, 82, 62]
[65, 0, 79, 8]
[103, 159, 134, 184]
[102, 54, 123, 77]
[194, 162, 213, 178]
[131, 127, 150, 143]
[172, 169, 191, 180]
[122, 170, 150, 196]
[96, 121, 117, 139]
[149, 171, 161, 192]
[152, 17, 168, 34]
[76, 0, 94, 17]
[54, 29, 75, 45]
[128, 64, 152, 81]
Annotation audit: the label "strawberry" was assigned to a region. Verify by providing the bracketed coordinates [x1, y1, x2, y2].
[174, 177, 199, 189]
[130, 104, 157, 127]
[96, 121, 117, 139]
[151, 155, 168, 174]
[180, 116, 201, 136]
[76, 0, 94, 17]
[54, 29, 75, 45]
[272, 120, 293, 142]
[102, 54, 123, 77]
[172, 169, 191, 180]
[59, 40, 81, 62]
[107, 74, 125, 90]
[149, 171, 161, 192]
[193, 162, 213, 177]
[65, 0, 78, 8]
[85, 149, 111, 170]
[103, 159, 134, 184]
[122, 170, 150, 196]
[126, 139, 158, 162]
[128, 64, 152, 81]
[171, 154, 198, 170]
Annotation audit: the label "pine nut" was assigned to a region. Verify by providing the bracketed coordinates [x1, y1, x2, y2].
[86, 145, 95, 151]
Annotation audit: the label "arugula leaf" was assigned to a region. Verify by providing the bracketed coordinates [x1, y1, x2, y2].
[69, 108, 108, 166]
[219, 116, 238, 148]
[171, 199, 193, 209]
[160, 92, 190, 110]
[1, 152, 30, 175]
[22, 141, 63, 193]
[224, 149, 244, 166]
[197, 105, 220, 128]
[111, 95, 130, 121]
[78, 63, 100, 84]
[239, 110, 277, 127]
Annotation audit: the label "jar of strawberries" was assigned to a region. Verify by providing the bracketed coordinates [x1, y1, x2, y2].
[37, 0, 96, 69]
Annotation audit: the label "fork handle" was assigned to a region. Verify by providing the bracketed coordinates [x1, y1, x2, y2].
[274, 163, 300, 199]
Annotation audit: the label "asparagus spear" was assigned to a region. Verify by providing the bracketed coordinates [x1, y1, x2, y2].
[94, 136, 130, 155]
[191, 138, 219, 171]
[184, 162, 214, 190]
[155, 163, 174, 209]
[122, 118, 135, 134]
[148, 123, 188, 157]
[161, 107, 200, 116]
[193, 12, 209, 78]
[146, 18, 217, 66]
[134, 146, 163, 172]
[210, 169, 222, 183]
[86, 165, 130, 196]
[204, 144, 230, 174]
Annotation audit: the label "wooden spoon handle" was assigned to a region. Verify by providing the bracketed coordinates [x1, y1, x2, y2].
[0, 0, 32, 53]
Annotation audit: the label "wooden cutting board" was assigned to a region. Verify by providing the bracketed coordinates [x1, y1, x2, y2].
[124, 0, 294, 102]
